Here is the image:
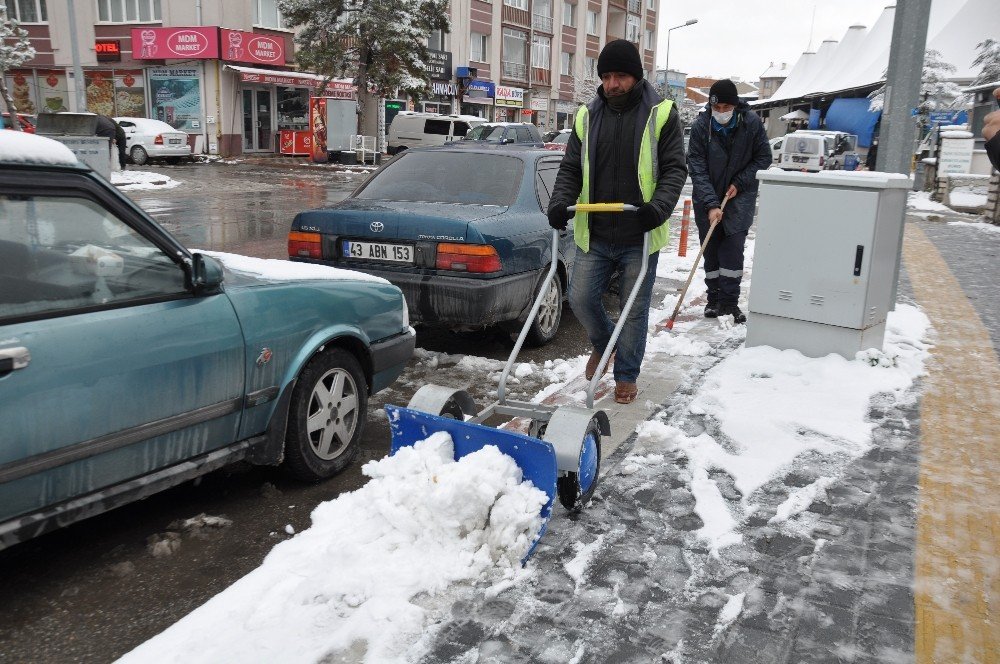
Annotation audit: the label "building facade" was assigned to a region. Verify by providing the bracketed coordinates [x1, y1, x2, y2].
[757, 62, 788, 101]
[5, 0, 659, 155]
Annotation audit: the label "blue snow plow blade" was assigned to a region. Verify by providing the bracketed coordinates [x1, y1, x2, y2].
[385, 405, 557, 563]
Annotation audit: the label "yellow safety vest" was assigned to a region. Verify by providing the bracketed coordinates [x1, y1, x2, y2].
[573, 99, 674, 254]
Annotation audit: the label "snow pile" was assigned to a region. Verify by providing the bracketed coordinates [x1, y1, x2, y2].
[111, 170, 182, 190]
[0, 130, 78, 166]
[199, 249, 390, 284]
[908, 191, 952, 213]
[118, 432, 547, 664]
[634, 304, 931, 555]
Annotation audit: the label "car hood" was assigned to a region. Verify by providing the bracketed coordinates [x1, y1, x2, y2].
[294, 199, 507, 243]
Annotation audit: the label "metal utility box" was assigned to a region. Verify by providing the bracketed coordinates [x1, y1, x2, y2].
[746, 169, 912, 359]
[36, 113, 112, 179]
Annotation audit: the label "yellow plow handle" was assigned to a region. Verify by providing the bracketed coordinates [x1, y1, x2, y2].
[567, 203, 638, 213]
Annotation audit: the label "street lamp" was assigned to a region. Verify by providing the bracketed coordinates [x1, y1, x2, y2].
[664, 19, 698, 98]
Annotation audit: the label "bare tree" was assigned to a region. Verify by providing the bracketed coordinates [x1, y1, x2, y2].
[0, 3, 36, 130]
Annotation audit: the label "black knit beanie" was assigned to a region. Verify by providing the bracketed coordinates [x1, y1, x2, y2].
[597, 39, 644, 80]
[709, 79, 740, 106]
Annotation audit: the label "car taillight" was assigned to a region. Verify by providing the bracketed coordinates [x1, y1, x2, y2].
[288, 231, 322, 259]
[154, 134, 164, 145]
[436, 243, 501, 273]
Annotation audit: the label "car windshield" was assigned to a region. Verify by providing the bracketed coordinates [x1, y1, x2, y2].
[551, 132, 570, 144]
[355, 151, 523, 206]
[786, 136, 822, 155]
[464, 125, 505, 141]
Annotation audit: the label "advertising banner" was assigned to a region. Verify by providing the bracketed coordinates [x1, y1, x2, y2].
[495, 85, 524, 107]
[938, 136, 974, 175]
[85, 70, 116, 116]
[6, 71, 37, 115]
[149, 67, 202, 133]
[37, 70, 69, 113]
[310, 97, 328, 163]
[131, 27, 220, 60]
[114, 70, 146, 117]
[221, 29, 286, 66]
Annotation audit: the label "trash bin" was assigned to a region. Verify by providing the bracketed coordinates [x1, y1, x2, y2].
[339, 150, 357, 165]
[843, 152, 860, 171]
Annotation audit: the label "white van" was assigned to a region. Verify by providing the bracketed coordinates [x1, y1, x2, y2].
[387, 112, 487, 154]
[778, 132, 828, 172]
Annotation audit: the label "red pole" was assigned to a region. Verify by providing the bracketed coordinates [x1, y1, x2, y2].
[678, 199, 691, 257]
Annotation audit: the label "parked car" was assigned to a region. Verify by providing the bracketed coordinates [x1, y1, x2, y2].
[777, 132, 828, 172]
[0, 131, 414, 550]
[543, 129, 572, 151]
[461, 122, 544, 147]
[387, 112, 486, 155]
[289, 145, 572, 346]
[2, 113, 36, 133]
[113, 116, 193, 165]
[769, 136, 784, 164]
[794, 129, 858, 169]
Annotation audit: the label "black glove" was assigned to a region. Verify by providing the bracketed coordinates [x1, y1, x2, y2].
[635, 203, 662, 233]
[547, 203, 573, 230]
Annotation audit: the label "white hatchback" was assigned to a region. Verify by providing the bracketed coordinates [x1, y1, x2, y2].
[114, 117, 192, 165]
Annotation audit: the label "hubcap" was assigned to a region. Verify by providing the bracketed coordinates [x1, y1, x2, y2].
[305, 367, 359, 460]
[536, 280, 560, 335]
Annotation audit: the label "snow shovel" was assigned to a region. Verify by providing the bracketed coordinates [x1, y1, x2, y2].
[662, 192, 731, 331]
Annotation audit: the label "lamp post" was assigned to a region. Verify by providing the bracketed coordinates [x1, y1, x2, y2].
[664, 19, 698, 99]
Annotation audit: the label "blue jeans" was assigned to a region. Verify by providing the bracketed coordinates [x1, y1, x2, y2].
[568, 240, 659, 383]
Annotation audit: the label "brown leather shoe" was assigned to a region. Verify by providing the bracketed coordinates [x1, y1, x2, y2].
[614, 381, 638, 404]
[585, 349, 614, 381]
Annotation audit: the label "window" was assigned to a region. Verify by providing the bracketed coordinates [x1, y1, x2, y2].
[504, 0, 528, 8]
[252, 0, 287, 29]
[561, 51, 573, 76]
[645, 29, 654, 50]
[586, 10, 599, 36]
[585, 57, 596, 77]
[424, 119, 451, 135]
[503, 27, 527, 65]
[355, 152, 524, 206]
[562, 1, 575, 27]
[626, 14, 641, 43]
[0, 194, 186, 320]
[515, 127, 533, 142]
[531, 35, 551, 69]
[97, 0, 161, 22]
[535, 163, 560, 211]
[471, 32, 488, 62]
[8, 0, 47, 22]
[427, 29, 445, 51]
[647, 0, 655, 9]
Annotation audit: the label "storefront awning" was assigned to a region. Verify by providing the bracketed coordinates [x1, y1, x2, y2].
[225, 64, 355, 98]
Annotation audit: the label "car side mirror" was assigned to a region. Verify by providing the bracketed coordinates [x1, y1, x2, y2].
[190, 253, 224, 292]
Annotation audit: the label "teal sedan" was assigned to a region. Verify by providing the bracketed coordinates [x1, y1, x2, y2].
[0, 132, 414, 549]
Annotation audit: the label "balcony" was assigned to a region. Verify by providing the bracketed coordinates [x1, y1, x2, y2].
[532, 12, 554, 33]
[501, 4, 530, 27]
[627, 0, 640, 13]
[501, 61, 528, 82]
[608, 0, 626, 9]
[531, 67, 551, 86]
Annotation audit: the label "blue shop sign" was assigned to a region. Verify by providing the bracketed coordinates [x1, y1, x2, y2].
[465, 80, 495, 100]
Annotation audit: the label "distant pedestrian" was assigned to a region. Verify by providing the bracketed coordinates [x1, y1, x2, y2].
[984, 87, 1000, 172]
[114, 120, 127, 169]
[547, 39, 687, 404]
[95, 114, 126, 170]
[865, 138, 879, 171]
[686, 79, 772, 324]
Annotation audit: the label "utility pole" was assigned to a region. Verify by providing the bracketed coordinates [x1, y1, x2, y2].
[876, 0, 932, 174]
[66, 0, 87, 112]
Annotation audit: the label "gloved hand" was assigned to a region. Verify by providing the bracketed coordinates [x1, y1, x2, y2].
[635, 203, 663, 233]
[547, 203, 573, 230]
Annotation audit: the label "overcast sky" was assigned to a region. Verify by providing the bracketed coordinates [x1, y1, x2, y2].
[656, 0, 890, 82]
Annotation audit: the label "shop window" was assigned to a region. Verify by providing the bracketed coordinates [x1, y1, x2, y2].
[253, 0, 287, 30]
[277, 87, 309, 131]
[9, 0, 47, 22]
[97, 0, 161, 23]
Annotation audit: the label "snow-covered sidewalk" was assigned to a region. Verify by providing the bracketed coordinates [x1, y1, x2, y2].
[111, 170, 182, 191]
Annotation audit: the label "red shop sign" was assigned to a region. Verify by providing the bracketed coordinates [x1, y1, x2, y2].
[131, 27, 220, 60]
[221, 29, 286, 65]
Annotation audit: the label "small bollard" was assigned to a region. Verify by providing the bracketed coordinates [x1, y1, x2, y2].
[678, 198, 691, 257]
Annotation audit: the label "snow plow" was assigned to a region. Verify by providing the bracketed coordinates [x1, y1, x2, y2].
[388, 204, 647, 561]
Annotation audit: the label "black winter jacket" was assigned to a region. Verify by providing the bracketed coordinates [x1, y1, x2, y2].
[687, 101, 772, 235]
[549, 79, 687, 247]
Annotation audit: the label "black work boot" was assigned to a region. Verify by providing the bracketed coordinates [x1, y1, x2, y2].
[720, 303, 746, 324]
[704, 303, 719, 318]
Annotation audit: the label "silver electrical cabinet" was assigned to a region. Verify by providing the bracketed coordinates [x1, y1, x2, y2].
[745, 169, 912, 359]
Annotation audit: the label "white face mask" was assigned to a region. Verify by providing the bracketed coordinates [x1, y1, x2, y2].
[712, 109, 734, 125]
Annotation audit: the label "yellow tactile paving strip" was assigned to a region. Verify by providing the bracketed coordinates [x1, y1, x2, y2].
[903, 223, 1000, 664]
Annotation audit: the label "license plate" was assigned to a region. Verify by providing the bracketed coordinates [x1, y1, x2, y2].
[169, 139, 183, 144]
[342, 240, 413, 264]
[792, 155, 808, 163]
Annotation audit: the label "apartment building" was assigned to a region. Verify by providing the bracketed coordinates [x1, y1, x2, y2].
[4, 0, 658, 155]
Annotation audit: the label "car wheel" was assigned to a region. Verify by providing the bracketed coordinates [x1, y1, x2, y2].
[525, 272, 563, 347]
[130, 145, 148, 166]
[283, 347, 368, 481]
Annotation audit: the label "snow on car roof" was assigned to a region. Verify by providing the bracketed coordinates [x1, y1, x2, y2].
[0, 130, 81, 167]
[114, 117, 183, 132]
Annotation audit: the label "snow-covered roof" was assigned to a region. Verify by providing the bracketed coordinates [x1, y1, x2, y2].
[760, 63, 789, 80]
[755, 0, 1000, 106]
[0, 130, 81, 167]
